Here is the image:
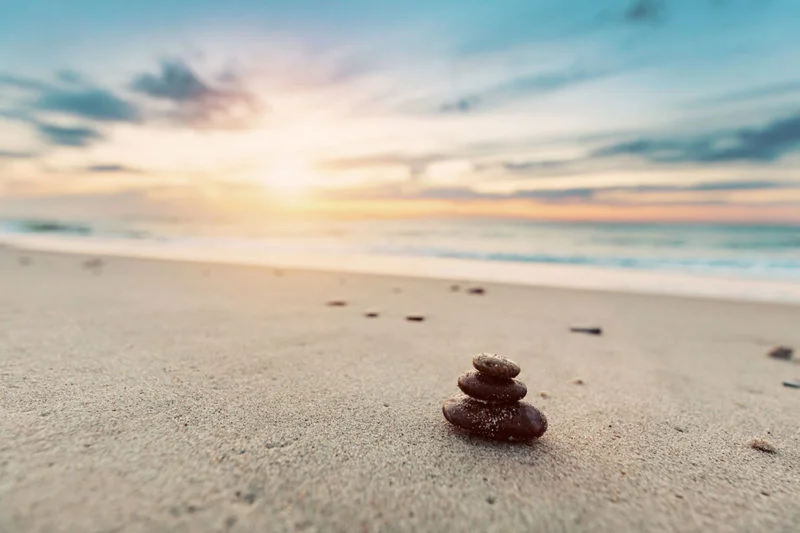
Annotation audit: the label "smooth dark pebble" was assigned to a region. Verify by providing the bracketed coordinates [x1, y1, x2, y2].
[486, 495, 496, 504]
[573, 378, 585, 385]
[472, 353, 521, 379]
[327, 300, 347, 307]
[364, 312, 380, 318]
[406, 315, 425, 322]
[442, 397, 547, 441]
[782, 380, 800, 389]
[767, 346, 793, 360]
[458, 371, 527, 403]
[467, 287, 485, 295]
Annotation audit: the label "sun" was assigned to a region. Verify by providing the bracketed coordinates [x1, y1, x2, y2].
[261, 158, 317, 200]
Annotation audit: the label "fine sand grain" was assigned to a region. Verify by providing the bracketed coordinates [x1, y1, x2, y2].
[1, 247, 799, 532]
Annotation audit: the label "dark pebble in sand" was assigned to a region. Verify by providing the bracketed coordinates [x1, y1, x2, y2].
[406, 315, 425, 322]
[467, 287, 485, 295]
[364, 312, 380, 318]
[783, 380, 800, 389]
[570, 327, 603, 336]
[442, 397, 547, 441]
[472, 353, 520, 379]
[82, 258, 104, 269]
[327, 301, 347, 307]
[767, 346, 793, 360]
[458, 371, 527, 403]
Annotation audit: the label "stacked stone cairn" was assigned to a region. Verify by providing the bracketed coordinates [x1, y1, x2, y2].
[443, 353, 547, 441]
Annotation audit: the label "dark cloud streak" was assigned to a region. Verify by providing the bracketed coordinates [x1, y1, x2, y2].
[131, 59, 263, 128]
[85, 164, 141, 173]
[0, 150, 34, 159]
[35, 88, 140, 122]
[595, 111, 800, 163]
[36, 124, 103, 147]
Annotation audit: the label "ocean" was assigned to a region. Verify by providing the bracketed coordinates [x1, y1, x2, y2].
[2, 217, 800, 302]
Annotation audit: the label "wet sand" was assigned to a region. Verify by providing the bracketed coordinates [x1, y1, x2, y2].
[1, 247, 799, 532]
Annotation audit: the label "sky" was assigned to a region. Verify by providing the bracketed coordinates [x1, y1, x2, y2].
[1, 0, 800, 222]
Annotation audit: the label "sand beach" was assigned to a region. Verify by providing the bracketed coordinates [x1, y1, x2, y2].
[1, 246, 799, 532]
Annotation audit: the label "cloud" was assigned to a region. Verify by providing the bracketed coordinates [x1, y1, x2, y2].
[36, 123, 103, 147]
[131, 59, 263, 128]
[85, 164, 140, 173]
[690, 80, 800, 108]
[0, 73, 51, 92]
[0, 150, 34, 159]
[35, 88, 140, 122]
[132, 60, 213, 102]
[56, 70, 86, 85]
[439, 65, 619, 113]
[329, 179, 799, 204]
[320, 152, 447, 178]
[440, 97, 478, 113]
[623, 0, 666, 24]
[594, 111, 800, 163]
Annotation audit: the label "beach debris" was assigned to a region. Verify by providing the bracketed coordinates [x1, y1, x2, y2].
[767, 346, 793, 361]
[443, 353, 547, 441]
[782, 380, 800, 389]
[405, 315, 425, 322]
[364, 311, 380, 318]
[450, 284, 461, 292]
[326, 300, 347, 307]
[570, 327, 603, 336]
[467, 287, 485, 295]
[749, 438, 777, 454]
[18, 256, 31, 266]
[82, 257, 104, 271]
[573, 378, 585, 385]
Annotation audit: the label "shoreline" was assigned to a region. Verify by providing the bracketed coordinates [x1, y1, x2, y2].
[4, 232, 800, 305]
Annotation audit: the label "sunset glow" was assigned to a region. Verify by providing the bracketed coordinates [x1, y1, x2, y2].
[1, 1, 799, 223]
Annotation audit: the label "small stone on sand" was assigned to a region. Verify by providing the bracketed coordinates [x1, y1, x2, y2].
[782, 380, 800, 389]
[82, 258, 104, 270]
[472, 353, 521, 379]
[539, 391, 550, 399]
[767, 346, 793, 360]
[570, 327, 602, 336]
[443, 397, 547, 441]
[327, 300, 347, 307]
[573, 378, 585, 385]
[457, 371, 527, 403]
[364, 312, 380, 318]
[467, 287, 485, 295]
[406, 315, 425, 322]
[749, 438, 776, 454]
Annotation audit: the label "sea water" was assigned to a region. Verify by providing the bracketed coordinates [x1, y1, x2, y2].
[2, 217, 800, 302]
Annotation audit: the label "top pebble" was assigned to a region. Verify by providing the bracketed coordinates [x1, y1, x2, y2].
[472, 353, 520, 379]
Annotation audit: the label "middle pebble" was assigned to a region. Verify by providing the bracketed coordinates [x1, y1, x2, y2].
[457, 371, 527, 403]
